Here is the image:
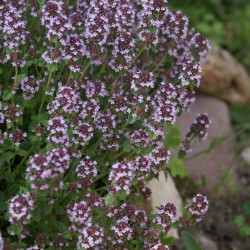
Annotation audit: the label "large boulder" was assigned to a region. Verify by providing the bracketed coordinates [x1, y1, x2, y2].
[200, 43, 250, 105]
[177, 95, 236, 196]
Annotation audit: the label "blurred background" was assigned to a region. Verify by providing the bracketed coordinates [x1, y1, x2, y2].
[167, 1, 250, 249]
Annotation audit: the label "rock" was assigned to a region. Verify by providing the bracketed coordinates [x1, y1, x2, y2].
[147, 171, 183, 238]
[241, 147, 250, 166]
[177, 95, 236, 196]
[200, 43, 250, 105]
[195, 234, 218, 250]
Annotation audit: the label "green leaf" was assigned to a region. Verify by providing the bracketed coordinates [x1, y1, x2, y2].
[17, 74, 26, 81]
[44, 205, 53, 215]
[32, 113, 49, 126]
[6, 47, 12, 54]
[7, 183, 20, 195]
[128, 114, 137, 124]
[37, 58, 45, 67]
[151, 44, 157, 54]
[123, 142, 132, 153]
[47, 63, 57, 73]
[38, 0, 45, 4]
[150, 25, 157, 34]
[181, 231, 203, 250]
[164, 125, 181, 150]
[7, 122, 13, 130]
[117, 189, 126, 201]
[0, 151, 14, 166]
[4, 170, 16, 183]
[167, 156, 187, 178]
[7, 225, 23, 236]
[55, 205, 64, 215]
[178, 150, 187, 159]
[243, 201, 250, 214]
[17, 148, 28, 157]
[0, 201, 7, 212]
[105, 193, 116, 206]
[29, 135, 39, 143]
[0, 191, 6, 202]
[230, 105, 250, 123]
[19, 186, 29, 194]
[32, 209, 41, 222]
[26, 60, 34, 67]
[149, 132, 158, 140]
[234, 215, 245, 227]
[135, 148, 141, 154]
[161, 236, 176, 246]
[3, 89, 13, 101]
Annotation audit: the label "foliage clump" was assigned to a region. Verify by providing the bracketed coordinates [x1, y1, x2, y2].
[0, 0, 210, 249]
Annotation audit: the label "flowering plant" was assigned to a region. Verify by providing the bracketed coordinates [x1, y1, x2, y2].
[0, 0, 210, 249]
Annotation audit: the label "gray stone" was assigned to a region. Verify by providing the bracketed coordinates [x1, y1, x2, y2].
[177, 95, 236, 196]
[200, 43, 250, 105]
[196, 234, 218, 250]
[241, 147, 250, 166]
[147, 171, 183, 238]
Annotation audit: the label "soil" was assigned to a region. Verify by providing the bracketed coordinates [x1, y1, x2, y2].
[173, 158, 250, 250]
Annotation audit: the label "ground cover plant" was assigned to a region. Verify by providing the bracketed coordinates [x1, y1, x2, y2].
[0, 0, 210, 249]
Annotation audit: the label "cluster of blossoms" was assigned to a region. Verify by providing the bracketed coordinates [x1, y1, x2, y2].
[0, 0, 211, 248]
[26, 148, 71, 191]
[8, 193, 35, 241]
[180, 113, 211, 153]
[189, 113, 211, 140]
[154, 202, 177, 233]
[186, 193, 210, 222]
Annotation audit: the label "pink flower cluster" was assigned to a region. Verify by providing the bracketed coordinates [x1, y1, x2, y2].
[8, 193, 34, 226]
[26, 148, 71, 190]
[186, 193, 209, 222]
[181, 113, 211, 153]
[0, 0, 212, 248]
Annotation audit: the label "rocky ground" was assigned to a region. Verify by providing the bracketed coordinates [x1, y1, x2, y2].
[172, 95, 250, 250]
[173, 157, 250, 250]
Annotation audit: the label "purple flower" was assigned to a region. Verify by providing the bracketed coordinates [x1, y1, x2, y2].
[109, 162, 134, 195]
[186, 194, 209, 222]
[8, 193, 34, 225]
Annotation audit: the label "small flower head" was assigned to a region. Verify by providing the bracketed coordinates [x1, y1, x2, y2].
[186, 193, 209, 222]
[189, 113, 211, 140]
[77, 225, 104, 249]
[9, 129, 27, 146]
[8, 193, 34, 225]
[180, 138, 193, 153]
[108, 162, 134, 195]
[154, 202, 177, 233]
[5, 104, 22, 123]
[21, 76, 42, 100]
[110, 216, 133, 244]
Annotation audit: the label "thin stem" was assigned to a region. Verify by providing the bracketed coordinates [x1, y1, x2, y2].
[130, 44, 146, 66]
[35, 63, 39, 77]
[38, 71, 52, 115]
[67, 70, 72, 85]
[93, 172, 108, 183]
[14, 50, 18, 87]
[96, 49, 108, 80]
[152, 54, 167, 72]
[78, 61, 90, 82]
[111, 77, 120, 94]
[15, 145, 34, 173]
